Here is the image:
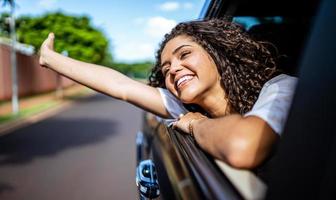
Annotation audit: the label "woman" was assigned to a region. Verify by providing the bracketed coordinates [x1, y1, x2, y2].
[39, 19, 297, 169]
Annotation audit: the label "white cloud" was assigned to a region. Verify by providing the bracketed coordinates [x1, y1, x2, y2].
[113, 16, 176, 61]
[115, 42, 156, 62]
[112, 16, 176, 61]
[158, 2, 180, 11]
[38, 0, 57, 9]
[158, 2, 194, 11]
[145, 16, 177, 38]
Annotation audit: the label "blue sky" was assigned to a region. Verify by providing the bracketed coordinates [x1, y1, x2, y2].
[7, 0, 205, 62]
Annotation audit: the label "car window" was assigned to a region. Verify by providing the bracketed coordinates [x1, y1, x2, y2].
[233, 16, 311, 76]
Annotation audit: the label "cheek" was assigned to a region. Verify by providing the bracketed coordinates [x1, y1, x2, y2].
[165, 77, 176, 93]
[164, 76, 170, 88]
[186, 55, 202, 71]
[188, 52, 216, 75]
[204, 57, 220, 79]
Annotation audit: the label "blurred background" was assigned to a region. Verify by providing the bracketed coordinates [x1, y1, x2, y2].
[1, 0, 204, 78]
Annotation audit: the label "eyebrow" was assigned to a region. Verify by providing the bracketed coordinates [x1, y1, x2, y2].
[160, 44, 192, 68]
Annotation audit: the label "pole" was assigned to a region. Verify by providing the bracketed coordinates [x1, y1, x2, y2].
[10, 5, 19, 114]
[56, 51, 68, 99]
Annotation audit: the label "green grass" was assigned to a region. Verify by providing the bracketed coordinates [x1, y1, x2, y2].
[0, 87, 94, 125]
[0, 101, 60, 124]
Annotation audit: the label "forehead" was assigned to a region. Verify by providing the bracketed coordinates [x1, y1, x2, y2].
[161, 35, 195, 58]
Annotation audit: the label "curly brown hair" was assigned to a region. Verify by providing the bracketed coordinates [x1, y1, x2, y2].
[148, 19, 281, 115]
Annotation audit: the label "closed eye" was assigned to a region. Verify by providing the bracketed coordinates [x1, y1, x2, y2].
[180, 51, 191, 59]
[162, 66, 170, 77]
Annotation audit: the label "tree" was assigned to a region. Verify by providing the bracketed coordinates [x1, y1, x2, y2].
[11, 12, 110, 64]
[0, 12, 10, 37]
[111, 61, 153, 79]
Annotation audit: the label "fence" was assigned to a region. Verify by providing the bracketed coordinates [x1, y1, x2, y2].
[0, 43, 75, 101]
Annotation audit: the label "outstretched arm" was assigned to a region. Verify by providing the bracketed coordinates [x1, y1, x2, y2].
[174, 112, 278, 169]
[39, 33, 169, 118]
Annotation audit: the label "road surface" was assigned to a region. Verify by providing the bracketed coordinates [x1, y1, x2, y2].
[0, 94, 142, 200]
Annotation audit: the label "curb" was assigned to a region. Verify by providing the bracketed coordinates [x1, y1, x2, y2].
[0, 100, 76, 137]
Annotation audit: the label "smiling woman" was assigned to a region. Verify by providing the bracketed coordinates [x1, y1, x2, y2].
[39, 18, 297, 169]
[147, 19, 297, 168]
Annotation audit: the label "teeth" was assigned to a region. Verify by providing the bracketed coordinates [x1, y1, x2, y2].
[177, 75, 193, 87]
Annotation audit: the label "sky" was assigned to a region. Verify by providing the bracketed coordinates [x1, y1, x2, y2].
[6, 0, 206, 63]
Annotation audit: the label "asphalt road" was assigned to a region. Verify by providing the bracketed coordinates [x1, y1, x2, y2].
[0, 94, 143, 200]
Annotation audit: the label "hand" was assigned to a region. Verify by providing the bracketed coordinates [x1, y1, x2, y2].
[39, 32, 55, 67]
[172, 112, 207, 135]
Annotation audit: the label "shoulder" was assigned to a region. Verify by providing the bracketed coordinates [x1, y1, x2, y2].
[244, 74, 298, 135]
[258, 74, 298, 106]
[263, 74, 298, 90]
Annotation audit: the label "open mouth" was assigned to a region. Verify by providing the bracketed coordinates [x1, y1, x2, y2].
[175, 75, 194, 90]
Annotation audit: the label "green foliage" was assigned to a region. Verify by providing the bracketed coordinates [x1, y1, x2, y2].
[99, 50, 153, 79]
[0, 12, 10, 37]
[108, 61, 154, 79]
[12, 12, 109, 64]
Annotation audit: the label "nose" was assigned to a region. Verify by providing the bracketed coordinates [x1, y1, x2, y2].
[169, 59, 183, 75]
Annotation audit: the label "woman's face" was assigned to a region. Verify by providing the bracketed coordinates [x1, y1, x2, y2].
[160, 35, 223, 104]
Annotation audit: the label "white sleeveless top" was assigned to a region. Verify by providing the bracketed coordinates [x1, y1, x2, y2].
[157, 74, 298, 135]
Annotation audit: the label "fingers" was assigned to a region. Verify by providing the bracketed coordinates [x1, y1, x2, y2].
[172, 115, 182, 129]
[173, 112, 207, 134]
[172, 121, 177, 129]
[173, 113, 184, 129]
[172, 114, 187, 132]
[48, 32, 55, 39]
[47, 32, 55, 50]
[39, 32, 55, 67]
[178, 113, 184, 119]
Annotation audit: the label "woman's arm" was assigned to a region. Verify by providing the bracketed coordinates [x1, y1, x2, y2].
[39, 33, 169, 118]
[174, 112, 278, 169]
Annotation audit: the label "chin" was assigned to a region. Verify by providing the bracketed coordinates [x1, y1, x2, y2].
[178, 89, 199, 104]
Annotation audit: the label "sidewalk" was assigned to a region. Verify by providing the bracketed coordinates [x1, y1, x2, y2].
[0, 84, 96, 136]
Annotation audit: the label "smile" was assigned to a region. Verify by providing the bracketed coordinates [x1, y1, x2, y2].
[176, 75, 194, 89]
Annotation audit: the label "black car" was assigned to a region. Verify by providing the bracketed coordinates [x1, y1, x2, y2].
[136, 0, 336, 199]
